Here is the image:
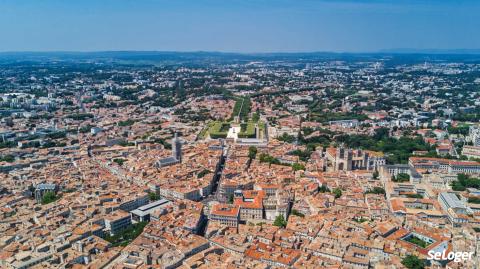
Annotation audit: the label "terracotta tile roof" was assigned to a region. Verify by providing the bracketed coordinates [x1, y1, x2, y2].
[211, 204, 240, 217]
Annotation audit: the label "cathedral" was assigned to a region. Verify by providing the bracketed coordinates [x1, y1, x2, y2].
[325, 147, 385, 172]
[156, 133, 182, 168]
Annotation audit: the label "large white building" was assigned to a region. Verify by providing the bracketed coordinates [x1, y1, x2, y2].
[104, 210, 131, 235]
[438, 192, 470, 226]
[467, 125, 480, 146]
[409, 157, 480, 175]
[130, 199, 171, 222]
[462, 145, 480, 160]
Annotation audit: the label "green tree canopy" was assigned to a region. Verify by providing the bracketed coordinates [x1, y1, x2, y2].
[401, 255, 425, 269]
[333, 188, 343, 198]
[148, 192, 161, 201]
[41, 191, 59, 205]
[292, 162, 305, 171]
[248, 146, 258, 160]
[273, 214, 287, 228]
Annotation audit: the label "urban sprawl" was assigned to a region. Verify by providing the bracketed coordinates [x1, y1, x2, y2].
[1, 53, 480, 269]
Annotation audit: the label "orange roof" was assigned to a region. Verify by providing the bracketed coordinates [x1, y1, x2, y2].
[436, 145, 452, 150]
[326, 147, 337, 157]
[424, 138, 437, 145]
[449, 161, 480, 166]
[242, 190, 266, 199]
[104, 210, 130, 221]
[410, 157, 479, 166]
[390, 199, 405, 213]
[235, 197, 263, 209]
[211, 203, 239, 217]
[257, 183, 280, 190]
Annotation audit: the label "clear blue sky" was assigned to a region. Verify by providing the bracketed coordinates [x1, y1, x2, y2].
[0, 0, 479, 52]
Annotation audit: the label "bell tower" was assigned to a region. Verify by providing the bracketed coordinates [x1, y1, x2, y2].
[172, 132, 182, 162]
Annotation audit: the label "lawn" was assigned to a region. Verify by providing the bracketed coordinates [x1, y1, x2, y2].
[41, 192, 60, 205]
[104, 222, 148, 247]
[404, 235, 431, 248]
[231, 96, 251, 121]
[208, 121, 230, 139]
[238, 122, 256, 138]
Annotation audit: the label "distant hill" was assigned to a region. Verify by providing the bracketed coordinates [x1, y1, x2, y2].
[1, 50, 480, 65]
[379, 48, 480, 55]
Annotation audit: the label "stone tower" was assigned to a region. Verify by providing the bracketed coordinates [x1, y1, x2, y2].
[172, 133, 182, 162]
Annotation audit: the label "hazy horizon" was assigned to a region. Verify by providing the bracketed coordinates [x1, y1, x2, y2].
[1, 48, 480, 53]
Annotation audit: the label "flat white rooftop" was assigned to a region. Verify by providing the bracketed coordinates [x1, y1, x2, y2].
[131, 199, 171, 217]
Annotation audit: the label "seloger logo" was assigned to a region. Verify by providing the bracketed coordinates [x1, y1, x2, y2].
[428, 250, 474, 263]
